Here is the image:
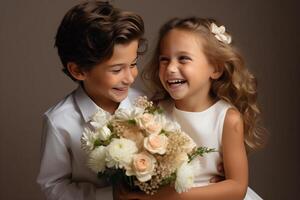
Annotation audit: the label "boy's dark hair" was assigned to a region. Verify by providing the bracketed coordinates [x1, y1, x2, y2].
[55, 1, 145, 81]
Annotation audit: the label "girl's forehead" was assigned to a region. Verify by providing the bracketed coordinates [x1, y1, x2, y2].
[160, 29, 205, 53]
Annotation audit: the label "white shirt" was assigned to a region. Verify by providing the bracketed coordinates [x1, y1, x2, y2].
[37, 86, 142, 200]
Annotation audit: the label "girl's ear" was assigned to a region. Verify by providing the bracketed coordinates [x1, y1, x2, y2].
[67, 62, 87, 81]
[210, 65, 224, 80]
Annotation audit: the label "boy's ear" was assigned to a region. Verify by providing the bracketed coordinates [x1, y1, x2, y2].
[67, 62, 86, 81]
[210, 65, 224, 80]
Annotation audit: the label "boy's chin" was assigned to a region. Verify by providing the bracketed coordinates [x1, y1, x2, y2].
[110, 93, 128, 103]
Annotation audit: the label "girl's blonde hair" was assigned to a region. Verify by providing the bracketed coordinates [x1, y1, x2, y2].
[142, 17, 266, 151]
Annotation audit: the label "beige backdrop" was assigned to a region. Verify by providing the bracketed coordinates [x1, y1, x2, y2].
[0, 0, 299, 199]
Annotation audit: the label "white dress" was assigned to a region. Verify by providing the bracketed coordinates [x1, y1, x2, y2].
[160, 99, 263, 200]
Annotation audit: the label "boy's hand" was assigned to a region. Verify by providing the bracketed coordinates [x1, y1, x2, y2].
[113, 180, 141, 200]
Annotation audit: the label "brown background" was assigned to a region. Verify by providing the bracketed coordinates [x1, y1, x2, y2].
[0, 0, 299, 199]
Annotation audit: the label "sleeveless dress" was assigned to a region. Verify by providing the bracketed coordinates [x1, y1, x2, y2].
[160, 99, 263, 200]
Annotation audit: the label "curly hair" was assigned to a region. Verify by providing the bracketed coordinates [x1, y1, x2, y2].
[142, 17, 266, 151]
[55, 1, 145, 82]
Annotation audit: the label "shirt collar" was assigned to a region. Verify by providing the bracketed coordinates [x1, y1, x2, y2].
[74, 86, 132, 122]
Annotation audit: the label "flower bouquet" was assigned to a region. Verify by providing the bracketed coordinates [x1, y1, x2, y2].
[81, 96, 215, 194]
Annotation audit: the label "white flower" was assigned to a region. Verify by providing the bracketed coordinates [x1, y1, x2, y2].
[210, 23, 232, 44]
[158, 115, 181, 133]
[87, 146, 107, 173]
[126, 151, 156, 182]
[105, 138, 138, 169]
[115, 107, 144, 121]
[90, 109, 111, 129]
[175, 159, 200, 193]
[97, 125, 112, 141]
[144, 134, 168, 155]
[81, 128, 98, 151]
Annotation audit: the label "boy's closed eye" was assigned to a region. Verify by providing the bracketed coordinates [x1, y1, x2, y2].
[110, 62, 137, 73]
[130, 58, 138, 68]
[110, 66, 122, 73]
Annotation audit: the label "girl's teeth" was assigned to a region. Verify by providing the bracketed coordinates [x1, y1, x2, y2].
[168, 80, 186, 84]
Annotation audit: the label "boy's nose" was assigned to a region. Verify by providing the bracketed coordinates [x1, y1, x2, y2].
[123, 67, 136, 85]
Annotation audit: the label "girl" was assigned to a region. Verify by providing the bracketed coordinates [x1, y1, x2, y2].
[138, 17, 266, 200]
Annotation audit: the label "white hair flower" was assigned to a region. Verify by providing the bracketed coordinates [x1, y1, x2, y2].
[210, 23, 232, 44]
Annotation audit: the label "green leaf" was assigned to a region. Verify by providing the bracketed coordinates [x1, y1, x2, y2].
[160, 172, 176, 186]
[127, 119, 136, 125]
[188, 147, 216, 163]
[94, 139, 101, 147]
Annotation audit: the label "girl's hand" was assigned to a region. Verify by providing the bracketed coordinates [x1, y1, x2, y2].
[210, 162, 225, 183]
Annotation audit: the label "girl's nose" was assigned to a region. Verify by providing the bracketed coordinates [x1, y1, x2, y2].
[166, 60, 178, 73]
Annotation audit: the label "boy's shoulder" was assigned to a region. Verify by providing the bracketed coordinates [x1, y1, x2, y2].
[44, 89, 78, 124]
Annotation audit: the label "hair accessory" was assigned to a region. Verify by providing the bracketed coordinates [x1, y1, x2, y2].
[210, 23, 232, 44]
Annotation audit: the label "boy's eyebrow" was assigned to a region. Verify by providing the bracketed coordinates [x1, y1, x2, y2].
[107, 56, 138, 68]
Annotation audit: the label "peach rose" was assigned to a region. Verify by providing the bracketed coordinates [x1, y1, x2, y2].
[136, 113, 155, 129]
[144, 122, 162, 135]
[126, 152, 156, 182]
[136, 113, 162, 135]
[144, 134, 168, 155]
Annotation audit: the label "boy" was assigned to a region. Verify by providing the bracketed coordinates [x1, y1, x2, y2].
[37, 1, 145, 199]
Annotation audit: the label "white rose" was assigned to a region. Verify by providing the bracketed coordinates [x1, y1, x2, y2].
[144, 134, 168, 155]
[97, 125, 111, 141]
[87, 146, 106, 173]
[105, 138, 138, 169]
[90, 109, 111, 129]
[126, 152, 156, 182]
[157, 115, 181, 133]
[175, 159, 201, 193]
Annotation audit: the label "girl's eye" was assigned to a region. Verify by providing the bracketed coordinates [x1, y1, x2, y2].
[179, 56, 191, 63]
[159, 56, 170, 63]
